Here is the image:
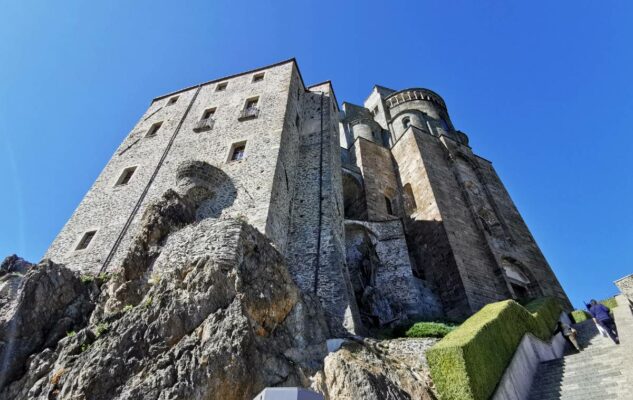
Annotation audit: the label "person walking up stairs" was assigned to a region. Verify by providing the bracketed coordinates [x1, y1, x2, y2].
[528, 296, 633, 400]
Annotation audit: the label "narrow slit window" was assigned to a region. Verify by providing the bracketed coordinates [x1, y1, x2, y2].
[230, 143, 246, 161]
[384, 196, 394, 215]
[146, 121, 163, 137]
[252, 72, 265, 82]
[167, 96, 178, 106]
[216, 82, 228, 91]
[76, 230, 96, 250]
[295, 113, 300, 128]
[115, 166, 137, 186]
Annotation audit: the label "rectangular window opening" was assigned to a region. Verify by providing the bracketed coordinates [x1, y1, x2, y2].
[146, 121, 163, 137]
[239, 97, 259, 120]
[252, 72, 265, 82]
[115, 166, 137, 186]
[202, 107, 216, 120]
[167, 96, 179, 106]
[216, 82, 228, 91]
[229, 142, 246, 162]
[76, 230, 96, 250]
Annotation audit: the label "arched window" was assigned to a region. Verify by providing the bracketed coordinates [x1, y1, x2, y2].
[402, 117, 411, 129]
[403, 183, 417, 215]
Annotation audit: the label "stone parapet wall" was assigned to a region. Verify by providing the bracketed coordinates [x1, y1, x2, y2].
[615, 274, 633, 304]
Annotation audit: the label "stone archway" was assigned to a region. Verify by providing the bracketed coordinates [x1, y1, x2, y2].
[501, 257, 542, 300]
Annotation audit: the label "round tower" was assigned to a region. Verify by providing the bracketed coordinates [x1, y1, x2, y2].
[385, 88, 466, 145]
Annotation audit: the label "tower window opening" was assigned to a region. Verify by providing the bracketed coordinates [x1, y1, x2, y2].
[384, 196, 394, 215]
[167, 96, 178, 106]
[239, 97, 260, 119]
[202, 108, 216, 120]
[440, 117, 450, 131]
[75, 230, 96, 250]
[295, 113, 301, 129]
[216, 82, 228, 91]
[229, 142, 246, 161]
[146, 121, 163, 137]
[252, 72, 265, 82]
[115, 166, 137, 186]
[402, 117, 411, 129]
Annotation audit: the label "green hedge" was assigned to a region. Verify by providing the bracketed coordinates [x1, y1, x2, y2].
[426, 298, 562, 400]
[405, 321, 456, 338]
[571, 310, 590, 323]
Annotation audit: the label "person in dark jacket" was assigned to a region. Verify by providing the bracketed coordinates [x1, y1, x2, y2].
[554, 321, 581, 351]
[588, 299, 620, 344]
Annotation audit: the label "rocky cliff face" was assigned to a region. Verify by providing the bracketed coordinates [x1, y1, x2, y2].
[0, 190, 437, 400]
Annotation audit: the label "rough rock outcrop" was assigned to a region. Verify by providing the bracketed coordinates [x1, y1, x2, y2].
[0, 190, 329, 400]
[314, 338, 438, 400]
[0, 188, 439, 400]
[0, 257, 94, 390]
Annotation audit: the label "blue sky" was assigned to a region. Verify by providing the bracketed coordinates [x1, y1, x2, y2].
[1, 1, 631, 309]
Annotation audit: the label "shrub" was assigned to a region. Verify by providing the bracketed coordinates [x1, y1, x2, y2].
[123, 304, 133, 313]
[426, 297, 562, 400]
[80, 274, 94, 284]
[601, 296, 618, 310]
[571, 310, 590, 323]
[66, 330, 76, 337]
[95, 323, 109, 338]
[96, 272, 111, 286]
[405, 322, 456, 338]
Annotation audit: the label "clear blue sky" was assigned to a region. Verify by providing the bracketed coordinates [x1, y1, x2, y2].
[1, 1, 631, 309]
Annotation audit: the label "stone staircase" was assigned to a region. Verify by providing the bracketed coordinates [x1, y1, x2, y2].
[528, 298, 633, 399]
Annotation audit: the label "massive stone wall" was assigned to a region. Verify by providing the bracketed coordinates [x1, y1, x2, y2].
[45, 61, 297, 274]
[285, 82, 362, 336]
[344, 220, 442, 326]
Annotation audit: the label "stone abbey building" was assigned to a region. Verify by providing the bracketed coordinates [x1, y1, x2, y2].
[45, 59, 570, 335]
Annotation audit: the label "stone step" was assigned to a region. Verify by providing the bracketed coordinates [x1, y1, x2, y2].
[527, 308, 633, 400]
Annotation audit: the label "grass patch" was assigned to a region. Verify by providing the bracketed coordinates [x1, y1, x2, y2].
[426, 297, 562, 400]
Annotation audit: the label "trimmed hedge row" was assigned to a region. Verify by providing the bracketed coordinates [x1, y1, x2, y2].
[426, 298, 562, 400]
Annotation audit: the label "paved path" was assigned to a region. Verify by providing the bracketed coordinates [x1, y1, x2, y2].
[528, 297, 633, 400]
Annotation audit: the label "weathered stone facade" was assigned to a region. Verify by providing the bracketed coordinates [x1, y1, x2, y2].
[45, 59, 570, 336]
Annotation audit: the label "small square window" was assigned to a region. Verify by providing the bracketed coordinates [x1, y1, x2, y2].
[245, 98, 258, 109]
[146, 121, 163, 137]
[76, 230, 96, 250]
[167, 96, 178, 106]
[202, 107, 216, 120]
[252, 73, 265, 83]
[229, 142, 246, 161]
[115, 166, 137, 186]
[216, 82, 228, 91]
